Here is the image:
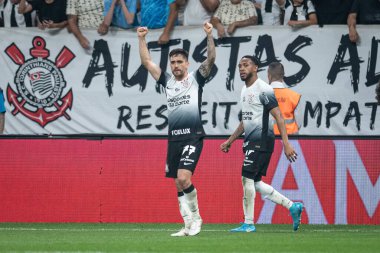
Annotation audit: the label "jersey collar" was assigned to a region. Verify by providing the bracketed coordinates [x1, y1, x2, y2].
[271, 81, 287, 89]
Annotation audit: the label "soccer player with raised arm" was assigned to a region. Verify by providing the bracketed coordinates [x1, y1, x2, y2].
[220, 56, 303, 232]
[137, 23, 216, 236]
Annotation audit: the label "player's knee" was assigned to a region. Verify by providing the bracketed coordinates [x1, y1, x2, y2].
[176, 176, 190, 189]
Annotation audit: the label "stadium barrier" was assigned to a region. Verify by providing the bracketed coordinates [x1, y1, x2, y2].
[0, 138, 378, 224]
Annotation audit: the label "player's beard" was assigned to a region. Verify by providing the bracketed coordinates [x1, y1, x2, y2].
[240, 72, 253, 81]
[172, 69, 185, 80]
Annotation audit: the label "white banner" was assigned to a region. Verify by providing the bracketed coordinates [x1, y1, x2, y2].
[1, 25, 379, 136]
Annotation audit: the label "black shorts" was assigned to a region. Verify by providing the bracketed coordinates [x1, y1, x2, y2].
[165, 137, 204, 178]
[242, 141, 273, 182]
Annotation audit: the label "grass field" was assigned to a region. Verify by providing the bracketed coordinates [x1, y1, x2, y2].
[0, 223, 379, 253]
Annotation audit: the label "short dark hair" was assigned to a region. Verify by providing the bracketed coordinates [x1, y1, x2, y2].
[169, 48, 189, 60]
[268, 62, 285, 80]
[241, 55, 259, 66]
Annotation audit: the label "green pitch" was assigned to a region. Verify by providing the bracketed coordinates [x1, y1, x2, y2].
[0, 223, 379, 253]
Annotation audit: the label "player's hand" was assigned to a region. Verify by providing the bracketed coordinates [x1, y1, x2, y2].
[203, 22, 213, 35]
[137, 27, 148, 38]
[220, 141, 231, 153]
[284, 143, 297, 162]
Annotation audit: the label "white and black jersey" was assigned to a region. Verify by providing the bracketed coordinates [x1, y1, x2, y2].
[157, 70, 206, 141]
[1, 0, 36, 27]
[241, 78, 278, 152]
[284, 0, 316, 23]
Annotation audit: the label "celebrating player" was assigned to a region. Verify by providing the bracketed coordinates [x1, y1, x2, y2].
[137, 23, 216, 236]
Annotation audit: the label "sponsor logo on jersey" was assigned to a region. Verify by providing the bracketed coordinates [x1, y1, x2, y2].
[172, 128, 191, 136]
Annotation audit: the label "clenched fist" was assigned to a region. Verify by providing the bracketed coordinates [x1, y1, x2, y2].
[203, 22, 213, 35]
[137, 27, 148, 38]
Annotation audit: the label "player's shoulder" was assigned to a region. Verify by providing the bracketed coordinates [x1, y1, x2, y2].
[256, 78, 274, 92]
[188, 71, 197, 79]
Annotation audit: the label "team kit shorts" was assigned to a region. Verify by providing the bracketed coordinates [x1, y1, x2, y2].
[242, 141, 273, 182]
[165, 137, 204, 178]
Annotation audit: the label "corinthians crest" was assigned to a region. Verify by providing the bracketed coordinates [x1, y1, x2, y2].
[5, 36, 75, 127]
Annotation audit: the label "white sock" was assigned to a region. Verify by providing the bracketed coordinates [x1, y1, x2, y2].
[242, 177, 256, 225]
[254, 181, 293, 209]
[177, 194, 192, 228]
[184, 186, 201, 220]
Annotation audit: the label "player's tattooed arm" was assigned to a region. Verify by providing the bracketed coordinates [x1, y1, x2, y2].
[199, 22, 216, 78]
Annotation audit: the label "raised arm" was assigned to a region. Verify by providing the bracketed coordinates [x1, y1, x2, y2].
[199, 22, 216, 78]
[220, 121, 244, 153]
[137, 27, 162, 81]
[270, 107, 297, 162]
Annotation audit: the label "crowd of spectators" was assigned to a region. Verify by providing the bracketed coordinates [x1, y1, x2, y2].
[0, 0, 379, 46]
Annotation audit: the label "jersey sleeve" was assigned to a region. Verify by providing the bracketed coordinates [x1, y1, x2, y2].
[259, 89, 278, 112]
[157, 71, 171, 88]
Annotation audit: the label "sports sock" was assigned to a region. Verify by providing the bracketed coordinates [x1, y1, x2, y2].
[177, 192, 192, 227]
[254, 181, 293, 209]
[184, 184, 201, 220]
[242, 177, 255, 225]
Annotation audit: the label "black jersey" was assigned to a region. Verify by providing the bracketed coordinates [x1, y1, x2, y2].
[157, 69, 206, 141]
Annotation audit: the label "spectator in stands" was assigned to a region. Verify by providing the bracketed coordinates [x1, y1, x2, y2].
[313, 0, 353, 26]
[201, 0, 220, 12]
[256, 0, 285, 25]
[284, 0, 317, 28]
[251, 0, 263, 25]
[1, 0, 36, 27]
[139, 0, 178, 45]
[98, 0, 136, 35]
[176, 0, 219, 26]
[18, 0, 67, 30]
[347, 0, 380, 43]
[0, 88, 5, 134]
[66, 0, 104, 50]
[211, 0, 258, 38]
